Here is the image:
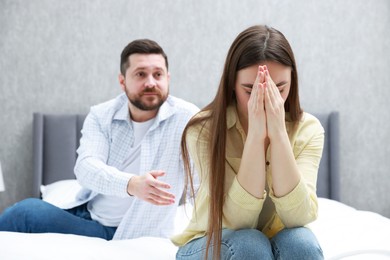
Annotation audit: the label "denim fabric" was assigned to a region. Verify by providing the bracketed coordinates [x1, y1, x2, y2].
[0, 198, 116, 240]
[176, 228, 323, 260]
[270, 227, 324, 259]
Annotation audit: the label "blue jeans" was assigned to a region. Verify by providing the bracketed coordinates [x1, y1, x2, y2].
[176, 228, 324, 259]
[0, 198, 116, 240]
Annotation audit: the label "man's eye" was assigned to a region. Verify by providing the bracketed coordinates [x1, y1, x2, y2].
[136, 72, 145, 77]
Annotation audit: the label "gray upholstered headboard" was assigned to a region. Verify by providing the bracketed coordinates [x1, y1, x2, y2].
[314, 112, 340, 201]
[32, 111, 340, 200]
[32, 113, 86, 198]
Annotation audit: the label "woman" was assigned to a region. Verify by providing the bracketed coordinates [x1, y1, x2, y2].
[172, 25, 324, 259]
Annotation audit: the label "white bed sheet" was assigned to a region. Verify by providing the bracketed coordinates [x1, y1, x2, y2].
[308, 198, 390, 260]
[1, 195, 389, 259]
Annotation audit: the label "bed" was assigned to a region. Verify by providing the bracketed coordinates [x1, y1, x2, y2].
[1, 112, 390, 260]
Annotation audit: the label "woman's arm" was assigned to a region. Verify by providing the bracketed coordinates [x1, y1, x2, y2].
[223, 67, 269, 229]
[264, 68, 301, 197]
[271, 122, 324, 227]
[236, 67, 267, 198]
[263, 68, 323, 227]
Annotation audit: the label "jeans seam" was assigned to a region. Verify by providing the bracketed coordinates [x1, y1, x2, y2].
[177, 241, 213, 257]
[177, 241, 236, 258]
[221, 240, 235, 258]
[271, 240, 280, 259]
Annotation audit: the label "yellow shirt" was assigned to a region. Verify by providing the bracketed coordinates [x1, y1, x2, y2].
[171, 104, 324, 246]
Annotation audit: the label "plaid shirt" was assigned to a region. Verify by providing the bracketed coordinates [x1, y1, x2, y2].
[73, 93, 199, 239]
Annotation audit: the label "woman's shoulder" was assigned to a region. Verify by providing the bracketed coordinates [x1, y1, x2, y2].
[300, 112, 324, 132]
[287, 112, 325, 142]
[186, 110, 212, 139]
[192, 110, 211, 120]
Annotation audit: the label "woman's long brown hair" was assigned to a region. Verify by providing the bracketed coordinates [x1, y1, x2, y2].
[181, 25, 303, 259]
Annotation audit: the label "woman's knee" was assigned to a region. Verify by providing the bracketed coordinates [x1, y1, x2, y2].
[271, 227, 324, 259]
[221, 229, 273, 259]
[177, 229, 273, 260]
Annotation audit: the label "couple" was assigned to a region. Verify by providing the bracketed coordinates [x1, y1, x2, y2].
[0, 25, 324, 259]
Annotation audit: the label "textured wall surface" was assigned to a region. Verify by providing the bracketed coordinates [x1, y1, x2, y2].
[1, 0, 389, 217]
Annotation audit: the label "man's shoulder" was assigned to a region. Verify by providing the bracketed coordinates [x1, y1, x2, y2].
[166, 95, 199, 115]
[84, 94, 128, 129]
[91, 93, 126, 110]
[90, 93, 127, 116]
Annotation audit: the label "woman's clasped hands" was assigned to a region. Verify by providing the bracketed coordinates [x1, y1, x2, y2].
[247, 65, 286, 142]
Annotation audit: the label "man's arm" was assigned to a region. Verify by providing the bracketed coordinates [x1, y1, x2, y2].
[74, 111, 133, 197]
[75, 110, 175, 205]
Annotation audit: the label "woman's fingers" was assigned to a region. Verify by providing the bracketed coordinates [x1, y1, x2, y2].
[261, 66, 286, 139]
[249, 82, 265, 113]
[248, 77, 258, 109]
[258, 65, 266, 84]
[264, 82, 273, 111]
[246, 66, 268, 140]
[252, 66, 262, 90]
[258, 82, 265, 112]
[264, 72, 276, 111]
[264, 67, 282, 111]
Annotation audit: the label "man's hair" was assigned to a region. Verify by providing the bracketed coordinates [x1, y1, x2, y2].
[120, 39, 168, 75]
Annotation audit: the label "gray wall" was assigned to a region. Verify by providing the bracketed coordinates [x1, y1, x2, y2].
[1, 0, 390, 217]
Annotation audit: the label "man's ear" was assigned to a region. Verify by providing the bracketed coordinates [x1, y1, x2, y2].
[118, 74, 126, 91]
[167, 72, 171, 83]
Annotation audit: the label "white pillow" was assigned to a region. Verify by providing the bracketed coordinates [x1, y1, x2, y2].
[40, 180, 82, 207]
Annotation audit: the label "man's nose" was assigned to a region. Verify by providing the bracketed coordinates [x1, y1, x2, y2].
[145, 75, 156, 87]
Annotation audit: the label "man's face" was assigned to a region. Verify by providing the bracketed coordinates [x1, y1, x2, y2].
[119, 53, 170, 114]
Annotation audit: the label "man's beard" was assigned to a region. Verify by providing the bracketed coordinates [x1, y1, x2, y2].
[126, 88, 168, 111]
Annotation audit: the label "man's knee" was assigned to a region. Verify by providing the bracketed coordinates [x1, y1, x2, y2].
[0, 198, 47, 231]
[7, 198, 45, 216]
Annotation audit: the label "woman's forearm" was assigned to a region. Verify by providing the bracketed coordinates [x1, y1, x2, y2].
[269, 131, 300, 197]
[237, 135, 266, 198]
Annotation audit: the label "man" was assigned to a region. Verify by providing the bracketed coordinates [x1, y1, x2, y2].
[0, 39, 199, 240]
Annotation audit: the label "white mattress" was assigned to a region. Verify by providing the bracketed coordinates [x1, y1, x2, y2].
[309, 198, 390, 259]
[0, 181, 389, 260]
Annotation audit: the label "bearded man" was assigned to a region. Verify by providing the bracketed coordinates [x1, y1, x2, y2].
[0, 39, 199, 240]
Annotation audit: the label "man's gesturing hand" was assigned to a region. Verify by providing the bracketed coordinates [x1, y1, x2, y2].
[127, 170, 175, 205]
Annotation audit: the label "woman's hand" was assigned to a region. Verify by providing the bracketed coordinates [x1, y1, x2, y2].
[247, 66, 267, 141]
[263, 67, 286, 140]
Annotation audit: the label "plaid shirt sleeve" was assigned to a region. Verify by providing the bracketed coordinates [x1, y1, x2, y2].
[74, 106, 133, 198]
